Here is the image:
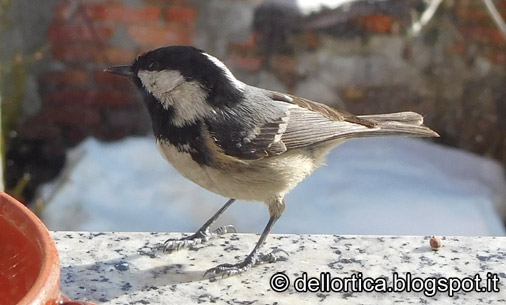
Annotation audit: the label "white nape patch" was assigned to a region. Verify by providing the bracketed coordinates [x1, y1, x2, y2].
[138, 69, 212, 127]
[204, 53, 246, 91]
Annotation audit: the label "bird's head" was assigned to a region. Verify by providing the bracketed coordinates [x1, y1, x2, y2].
[105, 46, 245, 125]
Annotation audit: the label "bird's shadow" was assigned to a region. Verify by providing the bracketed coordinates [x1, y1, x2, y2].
[59, 243, 219, 304]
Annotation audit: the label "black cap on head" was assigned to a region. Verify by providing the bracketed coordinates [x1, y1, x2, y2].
[106, 46, 244, 108]
[133, 46, 208, 79]
[135, 46, 244, 107]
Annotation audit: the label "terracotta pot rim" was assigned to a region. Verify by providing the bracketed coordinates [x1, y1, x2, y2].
[0, 191, 61, 305]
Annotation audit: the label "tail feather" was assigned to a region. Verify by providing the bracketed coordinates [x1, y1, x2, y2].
[358, 111, 424, 125]
[354, 111, 439, 138]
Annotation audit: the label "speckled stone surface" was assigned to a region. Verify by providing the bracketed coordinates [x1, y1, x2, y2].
[52, 232, 506, 304]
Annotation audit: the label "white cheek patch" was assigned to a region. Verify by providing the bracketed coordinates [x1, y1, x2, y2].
[170, 81, 212, 127]
[138, 70, 184, 108]
[137, 69, 212, 127]
[204, 53, 245, 91]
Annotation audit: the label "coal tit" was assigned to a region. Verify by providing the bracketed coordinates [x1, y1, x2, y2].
[105, 46, 438, 277]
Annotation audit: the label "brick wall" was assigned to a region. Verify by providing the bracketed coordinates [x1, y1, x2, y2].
[23, 0, 198, 146]
[6, 0, 506, 201]
[450, 0, 506, 159]
[454, 0, 506, 64]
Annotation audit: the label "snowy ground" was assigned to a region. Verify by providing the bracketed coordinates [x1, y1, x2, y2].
[39, 136, 506, 236]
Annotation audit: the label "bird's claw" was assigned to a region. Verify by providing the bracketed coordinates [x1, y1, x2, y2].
[258, 248, 289, 263]
[213, 224, 237, 235]
[204, 248, 288, 279]
[163, 225, 236, 253]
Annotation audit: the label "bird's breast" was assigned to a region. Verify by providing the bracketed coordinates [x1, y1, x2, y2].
[155, 139, 323, 202]
[156, 140, 216, 191]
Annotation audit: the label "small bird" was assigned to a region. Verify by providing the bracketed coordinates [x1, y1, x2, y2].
[105, 46, 438, 277]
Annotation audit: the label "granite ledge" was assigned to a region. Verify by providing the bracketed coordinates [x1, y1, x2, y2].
[51, 232, 506, 304]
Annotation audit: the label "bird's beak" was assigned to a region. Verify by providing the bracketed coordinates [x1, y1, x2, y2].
[103, 65, 134, 78]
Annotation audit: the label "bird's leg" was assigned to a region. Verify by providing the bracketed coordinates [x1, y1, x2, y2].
[164, 198, 236, 252]
[205, 198, 288, 277]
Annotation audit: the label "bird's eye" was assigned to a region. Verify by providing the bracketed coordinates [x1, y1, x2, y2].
[148, 61, 159, 70]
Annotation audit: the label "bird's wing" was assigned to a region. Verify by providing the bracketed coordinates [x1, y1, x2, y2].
[205, 105, 289, 160]
[271, 92, 379, 150]
[205, 91, 378, 161]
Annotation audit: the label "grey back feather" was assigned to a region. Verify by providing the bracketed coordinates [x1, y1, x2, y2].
[206, 87, 438, 161]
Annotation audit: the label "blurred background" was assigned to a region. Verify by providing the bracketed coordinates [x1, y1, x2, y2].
[1, 0, 505, 235]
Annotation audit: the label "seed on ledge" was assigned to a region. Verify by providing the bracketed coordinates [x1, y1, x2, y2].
[430, 236, 443, 250]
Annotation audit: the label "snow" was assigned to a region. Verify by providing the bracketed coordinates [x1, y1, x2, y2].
[39, 136, 506, 236]
[297, 0, 355, 15]
[261, 0, 367, 16]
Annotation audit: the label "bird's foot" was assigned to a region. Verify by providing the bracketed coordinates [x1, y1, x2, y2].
[204, 248, 288, 278]
[163, 225, 236, 252]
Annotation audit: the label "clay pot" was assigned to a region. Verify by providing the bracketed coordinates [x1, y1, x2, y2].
[0, 192, 94, 305]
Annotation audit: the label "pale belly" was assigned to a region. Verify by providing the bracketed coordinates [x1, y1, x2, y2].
[156, 140, 338, 202]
